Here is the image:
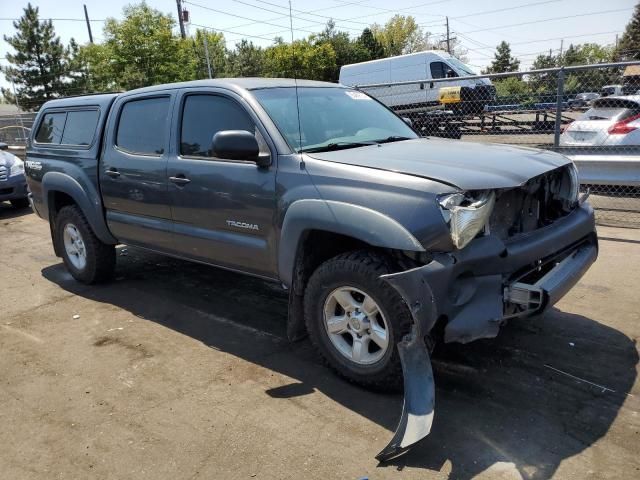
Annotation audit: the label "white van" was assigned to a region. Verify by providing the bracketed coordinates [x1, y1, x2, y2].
[339, 51, 495, 115]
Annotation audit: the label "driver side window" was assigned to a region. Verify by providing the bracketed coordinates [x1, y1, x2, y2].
[180, 94, 267, 159]
[430, 61, 456, 79]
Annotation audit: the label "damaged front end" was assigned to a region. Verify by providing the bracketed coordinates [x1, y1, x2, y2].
[375, 164, 597, 461]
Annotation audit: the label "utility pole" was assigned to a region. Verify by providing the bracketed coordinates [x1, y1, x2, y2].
[176, 0, 186, 39]
[203, 33, 213, 79]
[83, 4, 93, 44]
[559, 39, 564, 57]
[445, 16, 451, 54]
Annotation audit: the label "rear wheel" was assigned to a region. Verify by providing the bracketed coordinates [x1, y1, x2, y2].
[10, 198, 29, 209]
[304, 250, 412, 391]
[54, 205, 116, 284]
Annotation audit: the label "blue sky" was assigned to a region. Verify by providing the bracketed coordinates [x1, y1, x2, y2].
[0, 0, 636, 89]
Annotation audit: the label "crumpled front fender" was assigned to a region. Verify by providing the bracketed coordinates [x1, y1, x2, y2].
[376, 267, 438, 461]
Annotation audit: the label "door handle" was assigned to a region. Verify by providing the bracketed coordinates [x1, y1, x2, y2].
[105, 168, 120, 178]
[169, 175, 191, 186]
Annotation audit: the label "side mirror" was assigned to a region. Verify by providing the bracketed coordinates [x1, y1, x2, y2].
[0, 142, 8, 151]
[402, 117, 413, 127]
[211, 130, 269, 167]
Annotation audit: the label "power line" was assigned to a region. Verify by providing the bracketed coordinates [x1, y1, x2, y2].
[420, 0, 561, 27]
[455, 7, 634, 35]
[183, 1, 320, 35]
[0, 17, 106, 22]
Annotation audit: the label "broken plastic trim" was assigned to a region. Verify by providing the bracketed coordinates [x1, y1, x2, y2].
[376, 267, 438, 462]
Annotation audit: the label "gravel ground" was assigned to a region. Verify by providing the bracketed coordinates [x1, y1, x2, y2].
[1, 204, 639, 480]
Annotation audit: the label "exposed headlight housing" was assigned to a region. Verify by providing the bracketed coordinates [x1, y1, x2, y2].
[438, 190, 495, 249]
[9, 158, 24, 177]
[567, 162, 580, 204]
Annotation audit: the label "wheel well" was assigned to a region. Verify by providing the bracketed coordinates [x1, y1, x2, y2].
[48, 191, 76, 257]
[49, 191, 76, 216]
[291, 230, 371, 295]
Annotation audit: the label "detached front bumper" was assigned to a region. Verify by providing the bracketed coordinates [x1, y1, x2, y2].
[395, 203, 597, 344]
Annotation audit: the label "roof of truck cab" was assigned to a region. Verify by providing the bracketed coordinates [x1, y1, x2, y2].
[39, 93, 119, 110]
[124, 78, 342, 95]
[39, 79, 343, 109]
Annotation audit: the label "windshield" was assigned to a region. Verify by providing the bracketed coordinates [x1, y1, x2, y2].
[252, 87, 417, 152]
[446, 57, 476, 76]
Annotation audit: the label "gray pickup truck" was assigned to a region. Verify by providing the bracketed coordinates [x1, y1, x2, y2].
[25, 78, 597, 460]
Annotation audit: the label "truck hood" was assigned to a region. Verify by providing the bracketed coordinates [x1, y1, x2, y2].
[306, 138, 571, 190]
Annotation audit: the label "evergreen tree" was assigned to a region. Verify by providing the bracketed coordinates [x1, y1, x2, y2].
[226, 40, 265, 77]
[357, 28, 385, 60]
[484, 41, 520, 74]
[615, 2, 640, 60]
[1, 3, 69, 111]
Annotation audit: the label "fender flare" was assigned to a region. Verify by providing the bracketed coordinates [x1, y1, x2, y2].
[278, 199, 425, 287]
[42, 171, 117, 245]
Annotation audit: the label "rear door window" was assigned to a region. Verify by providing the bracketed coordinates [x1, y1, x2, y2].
[116, 97, 170, 155]
[35, 112, 67, 144]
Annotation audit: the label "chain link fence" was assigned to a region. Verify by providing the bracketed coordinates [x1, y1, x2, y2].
[0, 111, 35, 160]
[355, 60, 640, 228]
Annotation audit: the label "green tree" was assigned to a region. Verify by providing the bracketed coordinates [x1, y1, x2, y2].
[483, 41, 520, 74]
[529, 52, 559, 93]
[188, 29, 227, 79]
[615, 1, 640, 61]
[264, 39, 336, 80]
[357, 28, 385, 60]
[313, 21, 369, 81]
[1, 3, 70, 111]
[226, 40, 265, 77]
[95, 2, 191, 90]
[560, 43, 616, 92]
[372, 15, 426, 56]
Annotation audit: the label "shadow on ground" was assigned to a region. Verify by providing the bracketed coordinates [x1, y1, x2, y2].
[42, 247, 638, 479]
[0, 202, 32, 220]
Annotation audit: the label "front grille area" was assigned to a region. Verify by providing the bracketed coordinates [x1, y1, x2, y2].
[489, 165, 576, 241]
[0, 165, 7, 181]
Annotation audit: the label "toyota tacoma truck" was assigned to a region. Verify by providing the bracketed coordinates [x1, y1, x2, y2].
[25, 79, 597, 460]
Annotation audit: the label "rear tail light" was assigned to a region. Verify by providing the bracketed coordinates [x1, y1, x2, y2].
[608, 112, 640, 135]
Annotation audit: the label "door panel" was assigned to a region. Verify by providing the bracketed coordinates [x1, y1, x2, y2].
[100, 95, 174, 250]
[168, 92, 277, 277]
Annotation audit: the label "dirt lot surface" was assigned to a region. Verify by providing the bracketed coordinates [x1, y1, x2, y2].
[1, 205, 639, 480]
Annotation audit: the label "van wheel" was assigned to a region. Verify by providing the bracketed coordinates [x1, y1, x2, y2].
[304, 250, 412, 392]
[55, 205, 116, 284]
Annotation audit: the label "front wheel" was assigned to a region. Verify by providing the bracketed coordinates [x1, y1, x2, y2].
[304, 251, 413, 391]
[54, 205, 116, 284]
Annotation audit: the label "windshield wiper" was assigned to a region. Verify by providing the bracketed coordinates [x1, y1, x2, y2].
[299, 141, 377, 153]
[373, 136, 412, 144]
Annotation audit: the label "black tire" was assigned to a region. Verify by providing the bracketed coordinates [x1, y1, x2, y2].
[10, 198, 29, 209]
[54, 205, 116, 284]
[304, 250, 413, 392]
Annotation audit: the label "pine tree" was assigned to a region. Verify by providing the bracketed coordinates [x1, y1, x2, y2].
[1, 3, 69, 111]
[484, 41, 520, 74]
[357, 28, 385, 59]
[615, 2, 640, 60]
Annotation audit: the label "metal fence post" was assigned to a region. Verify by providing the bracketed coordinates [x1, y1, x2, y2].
[553, 67, 565, 148]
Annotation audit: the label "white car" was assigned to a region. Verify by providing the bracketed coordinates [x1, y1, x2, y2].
[560, 95, 640, 146]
